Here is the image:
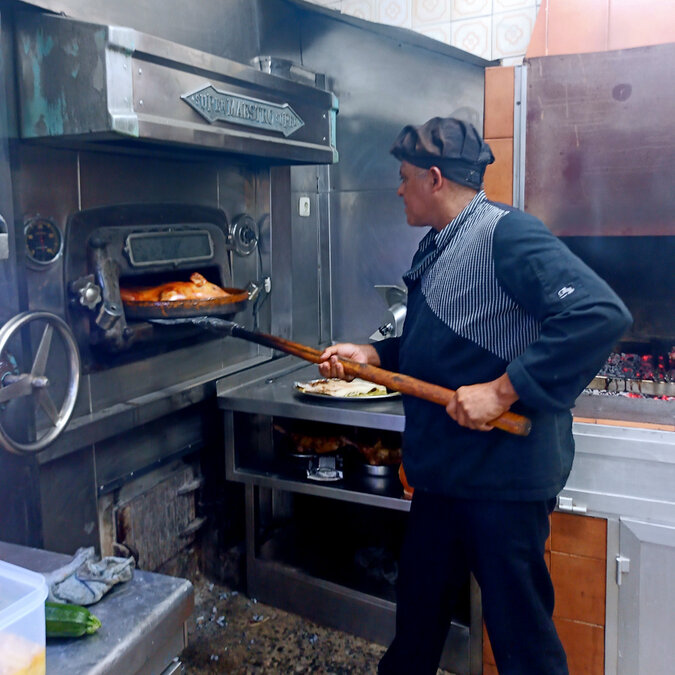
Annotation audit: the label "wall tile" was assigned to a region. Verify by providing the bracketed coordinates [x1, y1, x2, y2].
[451, 16, 492, 58]
[412, 0, 453, 26]
[342, 0, 377, 21]
[379, 0, 413, 27]
[453, 0, 493, 19]
[484, 66, 514, 139]
[492, 6, 536, 59]
[547, 0, 609, 55]
[609, 0, 675, 50]
[414, 22, 454, 44]
[494, 0, 534, 10]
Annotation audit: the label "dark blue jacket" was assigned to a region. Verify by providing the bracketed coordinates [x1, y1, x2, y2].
[373, 192, 632, 501]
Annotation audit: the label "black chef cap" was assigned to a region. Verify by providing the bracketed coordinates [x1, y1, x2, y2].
[391, 117, 495, 189]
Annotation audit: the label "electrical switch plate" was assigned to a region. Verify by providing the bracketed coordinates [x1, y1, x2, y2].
[298, 196, 310, 217]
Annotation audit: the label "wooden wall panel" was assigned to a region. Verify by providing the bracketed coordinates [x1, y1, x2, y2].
[551, 512, 606, 559]
[551, 552, 606, 626]
[484, 66, 514, 140]
[483, 137, 513, 205]
[555, 617, 605, 675]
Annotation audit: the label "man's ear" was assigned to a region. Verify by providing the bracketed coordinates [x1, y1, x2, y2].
[429, 166, 443, 192]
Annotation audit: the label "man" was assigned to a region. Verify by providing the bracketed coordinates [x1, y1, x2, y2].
[319, 117, 632, 674]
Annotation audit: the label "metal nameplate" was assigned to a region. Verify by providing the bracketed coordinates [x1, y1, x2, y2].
[181, 84, 304, 137]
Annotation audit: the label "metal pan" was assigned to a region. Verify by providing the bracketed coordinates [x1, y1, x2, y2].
[122, 288, 250, 319]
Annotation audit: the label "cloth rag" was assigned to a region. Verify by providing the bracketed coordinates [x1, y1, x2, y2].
[44, 546, 135, 605]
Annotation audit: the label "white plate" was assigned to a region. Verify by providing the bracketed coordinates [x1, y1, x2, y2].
[294, 378, 400, 401]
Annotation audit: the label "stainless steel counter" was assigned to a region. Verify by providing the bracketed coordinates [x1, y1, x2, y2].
[0, 541, 193, 675]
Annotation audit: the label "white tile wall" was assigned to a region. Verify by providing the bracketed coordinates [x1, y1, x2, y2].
[379, 0, 413, 27]
[492, 6, 536, 59]
[341, 0, 377, 21]
[303, 0, 541, 62]
[451, 15, 492, 58]
[452, 0, 492, 20]
[412, 0, 453, 27]
[415, 21, 454, 45]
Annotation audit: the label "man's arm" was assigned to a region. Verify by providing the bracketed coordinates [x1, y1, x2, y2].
[494, 212, 632, 412]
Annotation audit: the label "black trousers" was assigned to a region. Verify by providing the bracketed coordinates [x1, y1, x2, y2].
[378, 491, 568, 675]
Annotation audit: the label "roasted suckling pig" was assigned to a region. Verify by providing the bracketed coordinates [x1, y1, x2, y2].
[120, 272, 230, 302]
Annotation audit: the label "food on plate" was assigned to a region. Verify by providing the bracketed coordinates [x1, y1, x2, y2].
[120, 272, 230, 302]
[295, 378, 389, 398]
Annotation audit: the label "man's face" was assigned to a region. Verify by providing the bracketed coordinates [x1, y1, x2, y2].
[397, 161, 432, 227]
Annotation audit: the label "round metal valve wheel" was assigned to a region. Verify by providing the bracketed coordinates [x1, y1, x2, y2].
[0, 311, 80, 454]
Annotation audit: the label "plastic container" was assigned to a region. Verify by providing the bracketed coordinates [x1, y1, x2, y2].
[0, 560, 48, 675]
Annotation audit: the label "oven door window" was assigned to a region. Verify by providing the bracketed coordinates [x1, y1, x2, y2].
[125, 229, 214, 267]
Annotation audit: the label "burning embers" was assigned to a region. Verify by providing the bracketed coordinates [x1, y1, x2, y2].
[599, 351, 675, 383]
[587, 349, 675, 399]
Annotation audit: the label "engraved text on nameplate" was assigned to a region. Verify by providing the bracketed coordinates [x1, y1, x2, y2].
[181, 84, 304, 137]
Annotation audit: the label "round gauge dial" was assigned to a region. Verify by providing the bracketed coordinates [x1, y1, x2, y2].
[25, 218, 63, 265]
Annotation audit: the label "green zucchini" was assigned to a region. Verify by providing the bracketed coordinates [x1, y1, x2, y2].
[45, 601, 102, 638]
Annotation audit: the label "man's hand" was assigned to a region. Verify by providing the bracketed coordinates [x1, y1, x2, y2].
[318, 343, 380, 380]
[445, 373, 519, 432]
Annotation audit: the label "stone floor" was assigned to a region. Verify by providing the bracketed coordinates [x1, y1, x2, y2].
[179, 571, 453, 674]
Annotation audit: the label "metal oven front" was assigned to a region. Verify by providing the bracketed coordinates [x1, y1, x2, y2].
[0, 9, 337, 564]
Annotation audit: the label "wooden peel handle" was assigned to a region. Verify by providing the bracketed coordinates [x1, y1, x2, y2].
[336, 358, 532, 437]
[234, 327, 532, 437]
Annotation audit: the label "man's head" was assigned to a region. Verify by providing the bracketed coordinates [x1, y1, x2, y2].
[391, 117, 494, 189]
[392, 117, 494, 230]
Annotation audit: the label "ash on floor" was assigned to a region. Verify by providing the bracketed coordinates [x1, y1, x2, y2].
[179, 572, 452, 674]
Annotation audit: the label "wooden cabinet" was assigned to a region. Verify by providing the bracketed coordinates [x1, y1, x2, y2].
[483, 512, 607, 674]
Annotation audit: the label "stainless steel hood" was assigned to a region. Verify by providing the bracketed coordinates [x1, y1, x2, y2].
[15, 12, 338, 164]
